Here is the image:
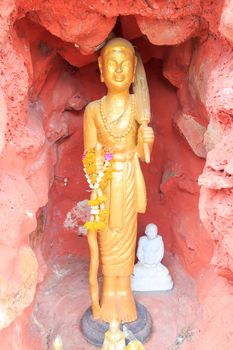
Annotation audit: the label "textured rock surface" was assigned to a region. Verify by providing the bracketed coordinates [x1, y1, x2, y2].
[31, 254, 202, 350]
[0, 0, 232, 349]
[173, 112, 206, 158]
[163, 41, 192, 88]
[219, 0, 233, 43]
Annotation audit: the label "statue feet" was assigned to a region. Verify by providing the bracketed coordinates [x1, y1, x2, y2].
[116, 276, 137, 323]
[81, 302, 152, 347]
[117, 292, 137, 323]
[100, 276, 137, 323]
[101, 292, 117, 322]
[101, 293, 137, 323]
[92, 304, 102, 319]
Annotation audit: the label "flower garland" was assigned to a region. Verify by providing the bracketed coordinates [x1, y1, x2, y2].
[82, 148, 113, 231]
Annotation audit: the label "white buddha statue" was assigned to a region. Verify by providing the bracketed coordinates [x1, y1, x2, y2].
[131, 224, 173, 292]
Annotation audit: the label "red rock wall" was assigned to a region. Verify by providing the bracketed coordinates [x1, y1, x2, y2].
[0, 0, 233, 349]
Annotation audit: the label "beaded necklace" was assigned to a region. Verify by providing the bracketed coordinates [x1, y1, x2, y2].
[100, 95, 135, 142]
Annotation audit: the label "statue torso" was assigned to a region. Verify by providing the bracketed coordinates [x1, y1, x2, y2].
[92, 94, 138, 154]
[140, 236, 163, 265]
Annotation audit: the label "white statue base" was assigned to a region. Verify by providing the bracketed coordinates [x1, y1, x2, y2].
[131, 262, 173, 292]
[131, 224, 173, 292]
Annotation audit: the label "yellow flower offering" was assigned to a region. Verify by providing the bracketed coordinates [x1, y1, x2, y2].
[82, 149, 113, 230]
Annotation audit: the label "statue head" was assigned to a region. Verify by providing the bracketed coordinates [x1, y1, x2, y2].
[145, 223, 158, 240]
[98, 37, 137, 93]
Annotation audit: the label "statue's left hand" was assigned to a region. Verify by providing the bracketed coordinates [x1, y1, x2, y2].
[138, 125, 154, 145]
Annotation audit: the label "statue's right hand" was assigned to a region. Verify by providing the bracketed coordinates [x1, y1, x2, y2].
[95, 142, 104, 172]
[96, 156, 104, 172]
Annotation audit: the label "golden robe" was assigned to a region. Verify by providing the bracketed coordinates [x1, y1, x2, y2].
[84, 95, 146, 277]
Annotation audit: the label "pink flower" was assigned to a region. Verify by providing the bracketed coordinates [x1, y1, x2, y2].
[104, 153, 113, 161]
[82, 152, 86, 160]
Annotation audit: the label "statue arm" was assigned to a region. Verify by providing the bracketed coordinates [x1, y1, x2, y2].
[83, 103, 97, 151]
[136, 123, 154, 162]
[157, 237, 164, 262]
[136, 127, 146, 161]
[83, 103, 101, 318]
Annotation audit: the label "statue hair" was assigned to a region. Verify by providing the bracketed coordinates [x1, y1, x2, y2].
[100, 37, 135, 56]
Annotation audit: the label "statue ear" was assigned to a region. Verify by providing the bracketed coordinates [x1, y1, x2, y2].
[132, 56, 137, 83]
[98, 56, 104, 83]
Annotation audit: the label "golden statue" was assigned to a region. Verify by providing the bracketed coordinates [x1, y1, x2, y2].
[123, 326, 146, 350]
[101, 318, 126, 350]
[53, 336, 63, 350]
[83, 37, 154, 323]
[101, 319, 146, 350]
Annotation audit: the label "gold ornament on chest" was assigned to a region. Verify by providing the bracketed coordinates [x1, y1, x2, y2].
[100, 96, 135, 143]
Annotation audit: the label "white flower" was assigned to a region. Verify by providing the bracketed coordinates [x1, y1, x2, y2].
[97, 189, 103, 196]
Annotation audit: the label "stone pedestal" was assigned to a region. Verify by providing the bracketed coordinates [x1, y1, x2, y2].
[81, 302, 153, 348]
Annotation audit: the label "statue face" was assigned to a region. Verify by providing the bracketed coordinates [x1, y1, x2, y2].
[99, 46, 136, 92]
[145, 224, 158, 240]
